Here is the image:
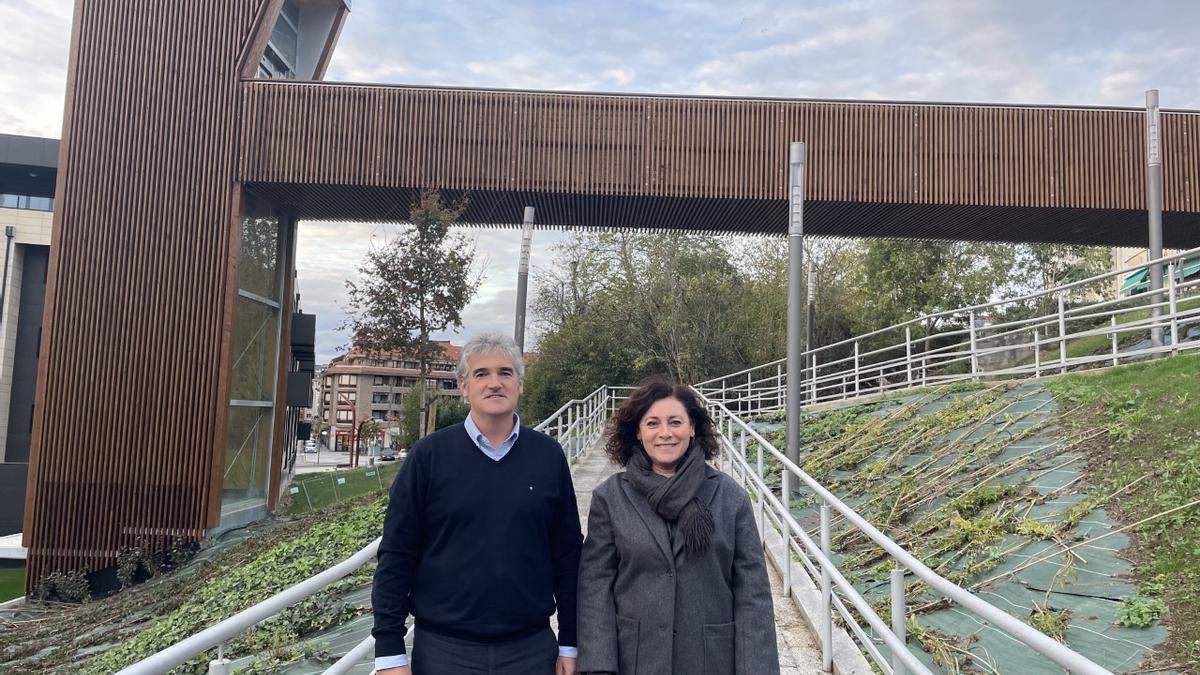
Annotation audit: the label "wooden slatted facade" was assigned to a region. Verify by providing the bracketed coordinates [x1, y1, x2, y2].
[22, 0, 1200, 591]
[22, 0, 282, 588]
[240, 83, 1200, 246]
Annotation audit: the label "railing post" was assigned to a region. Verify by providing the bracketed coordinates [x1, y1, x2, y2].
[921, 356, 927, 387]
[776, 363, 783, 410]
[853, 340, 860, 397]
[820, 503, 833, 671]
[781, 471, 792, 596]
[810, 354, 818, 403]
[969, 310, 979, 380]
[747, 371, 753, 412]
[1058, 294, 1068, 375]
[1169, 262, 1179, 353]
[905, 326, 913, 386]
[891, 566, 907, 675]
[715, 415, 724, 473]
[208, 643, 232, 675]
[1034, 329, 1042, 378]
[586, 397, 594, 446]
[1110, 315, 1119, 366]
[756, 433, 766, 545]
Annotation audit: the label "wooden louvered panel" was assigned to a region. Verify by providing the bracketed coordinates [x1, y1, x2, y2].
[238, 82, 1200, 241]
[23, 0, 275, 589]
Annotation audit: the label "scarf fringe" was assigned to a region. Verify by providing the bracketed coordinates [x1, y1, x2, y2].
[679, 497, 714, 556]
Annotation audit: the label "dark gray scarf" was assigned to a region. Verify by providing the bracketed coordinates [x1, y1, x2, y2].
[625, 444, 714, 556]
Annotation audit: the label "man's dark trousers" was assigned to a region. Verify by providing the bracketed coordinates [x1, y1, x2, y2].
[411, 626, 558, 675]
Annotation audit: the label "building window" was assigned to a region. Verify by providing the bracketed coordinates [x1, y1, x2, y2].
[0, 193, 54, 211]
[258, 0, 299, 79]
[336, 409, 353, 422]
[372, 393, 388, 404]
[223, 194, 284, 514]
[403, 360, 418, 369]
[374, 375, 387, 386]
[338, 374, 357, 386]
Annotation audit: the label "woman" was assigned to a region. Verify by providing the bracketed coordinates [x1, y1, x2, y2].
[577, 377, 780, 675]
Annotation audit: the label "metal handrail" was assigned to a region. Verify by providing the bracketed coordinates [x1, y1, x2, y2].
[700, 248, 1200, 415]
[697, 390, 1113, 675]
[121, 391, 615, 674]
[117, 539, 383, 674]
[698, 243, 1200, 386]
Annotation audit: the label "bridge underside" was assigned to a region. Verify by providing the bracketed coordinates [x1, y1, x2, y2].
[249, 182, 1200, 246]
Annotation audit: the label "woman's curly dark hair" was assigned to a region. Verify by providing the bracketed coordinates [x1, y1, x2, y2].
[604, 376, 719, 467]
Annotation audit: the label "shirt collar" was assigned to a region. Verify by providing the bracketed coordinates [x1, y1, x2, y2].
[464, 411, 520, 447]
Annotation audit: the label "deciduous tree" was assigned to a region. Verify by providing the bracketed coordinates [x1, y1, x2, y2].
[341, 189, 481, 438]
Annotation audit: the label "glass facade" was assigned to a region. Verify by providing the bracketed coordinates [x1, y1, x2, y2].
[0, 193, 54, 211]
[222, 194, 285, 512]
[257, 0, 299, 79]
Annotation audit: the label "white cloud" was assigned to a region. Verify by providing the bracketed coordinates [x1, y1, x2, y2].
[0, 0, 72, 137]
[602, 68, 635, 86]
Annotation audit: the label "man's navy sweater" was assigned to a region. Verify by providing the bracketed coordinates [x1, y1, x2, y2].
[371, 422, 582, 658]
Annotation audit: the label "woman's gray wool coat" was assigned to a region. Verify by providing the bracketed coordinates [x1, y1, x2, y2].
[577, 465, 780, 675]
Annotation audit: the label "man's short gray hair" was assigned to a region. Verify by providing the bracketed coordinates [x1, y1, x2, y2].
[457, 333, 525, 381]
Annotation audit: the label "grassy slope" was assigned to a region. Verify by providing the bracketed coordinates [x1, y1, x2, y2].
[0, 568, 24, 603]
[0, 495, 386, 674]
[1047, 354, 1200, 670]
[752, 363, 1198, 672]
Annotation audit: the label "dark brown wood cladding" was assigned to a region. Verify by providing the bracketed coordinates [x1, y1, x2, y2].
[238, 82, 1200, 246]
[23, 0, 272, 588]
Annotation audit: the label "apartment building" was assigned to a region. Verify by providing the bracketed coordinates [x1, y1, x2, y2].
[318, 342, 464, 450]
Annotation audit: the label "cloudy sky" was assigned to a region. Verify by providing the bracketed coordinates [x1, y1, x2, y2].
[2, 0, 1198, 361]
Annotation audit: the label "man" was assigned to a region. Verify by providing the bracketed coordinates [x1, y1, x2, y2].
[373, 333, 582, 675]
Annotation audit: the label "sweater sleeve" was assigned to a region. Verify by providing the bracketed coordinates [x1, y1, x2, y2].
[551, 447, 583, 648]
[371, 442, 428, 658]
[731, 488, 781, 674]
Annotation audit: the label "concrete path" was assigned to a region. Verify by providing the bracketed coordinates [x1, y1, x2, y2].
[564, 445, 826, 674]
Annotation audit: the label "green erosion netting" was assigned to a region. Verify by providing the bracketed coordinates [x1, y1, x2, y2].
[751, 382, 1172, 674]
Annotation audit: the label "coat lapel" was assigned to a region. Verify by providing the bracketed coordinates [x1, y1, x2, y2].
[619, 474, 674, 569]
[671, 466, 722, 558]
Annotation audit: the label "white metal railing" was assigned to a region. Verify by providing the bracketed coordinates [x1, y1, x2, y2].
[697, 390, 1113, 675]
[118, 391, 615, 675]
[697, 246, 1200, 415]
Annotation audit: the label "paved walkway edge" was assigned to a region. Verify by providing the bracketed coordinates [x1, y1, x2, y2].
[760, 507, 876, 675]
